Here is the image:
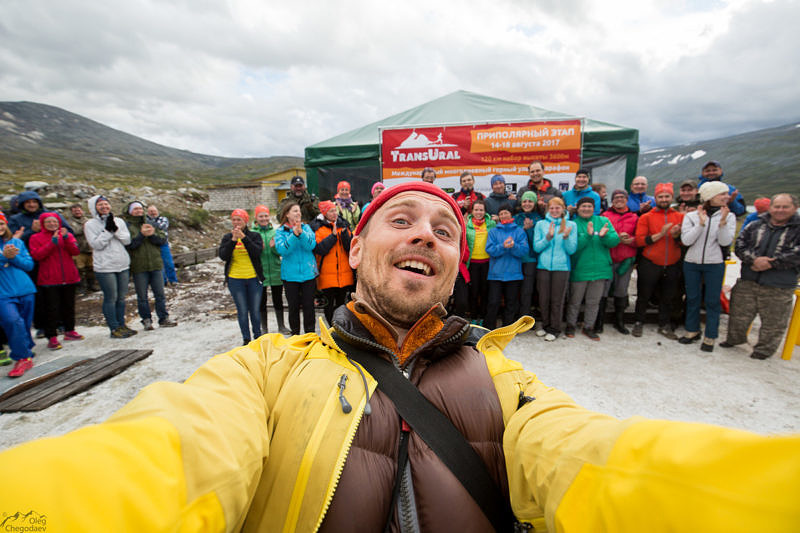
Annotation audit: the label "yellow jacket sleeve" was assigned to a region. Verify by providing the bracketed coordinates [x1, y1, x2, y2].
[0, 334, 312, 532]
[505, 380, 800, 532]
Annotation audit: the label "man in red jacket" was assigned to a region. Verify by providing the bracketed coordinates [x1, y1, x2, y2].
[632, 183, 684, 338]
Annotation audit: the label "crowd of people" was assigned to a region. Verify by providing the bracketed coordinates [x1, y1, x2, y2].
[0, 192, 178, 378]
[215, 162, 797, 360]
[1, 161, 797, 379]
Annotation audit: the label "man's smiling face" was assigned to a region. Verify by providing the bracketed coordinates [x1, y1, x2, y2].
[349, 191, 461, 328]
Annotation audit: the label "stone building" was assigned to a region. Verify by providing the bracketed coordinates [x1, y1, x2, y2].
[203, 167, 306, 213]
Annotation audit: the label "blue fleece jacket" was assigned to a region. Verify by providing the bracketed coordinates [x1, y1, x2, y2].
[562, 187, 601, 215]
[485, 221, 529, 281]
[0, 237, 37, 299]
[627, 192, 655, 214]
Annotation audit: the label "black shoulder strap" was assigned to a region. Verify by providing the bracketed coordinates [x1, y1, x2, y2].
[332, 333, 514, 533]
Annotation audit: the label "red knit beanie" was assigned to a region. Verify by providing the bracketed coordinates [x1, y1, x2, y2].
[654, 182, 673, 196]
[354, 182, 468, 263]
[254, 205, 270, 217]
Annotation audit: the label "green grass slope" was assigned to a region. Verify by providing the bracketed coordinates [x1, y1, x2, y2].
[637, 122, 800, 202]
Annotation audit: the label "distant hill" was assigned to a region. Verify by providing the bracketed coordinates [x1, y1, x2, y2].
[637, 122, 800, 202]
[0, 101, 303, 189]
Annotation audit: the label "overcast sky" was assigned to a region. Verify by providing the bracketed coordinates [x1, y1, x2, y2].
[1, 0, 798, 158]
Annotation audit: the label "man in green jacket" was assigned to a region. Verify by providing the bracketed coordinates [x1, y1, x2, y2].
[565, 197, 619, 339]
[123, 201, 177, 330]
[251, 205, 289, 334]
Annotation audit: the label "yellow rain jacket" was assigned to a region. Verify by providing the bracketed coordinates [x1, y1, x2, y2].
[0, 317, 798, 532]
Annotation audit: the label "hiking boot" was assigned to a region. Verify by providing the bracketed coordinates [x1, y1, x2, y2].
[582, 328, 600, 341]
[0, 350, 12, 366]
[719, 340, 738, 349]
[159, 318, 178, 328]
[8, 358, 33, 378]
[142, 318, 154, 331]
[47, 337, 62, 350]
[613, 297, 629, 335]
[544, 333, 557, 342]
[535, 327, 547, 337]
[565, 324, 576, 338]
[35, 329, 46, 339]
[110, 327, 135, 339]
[121, 325, 138, 336]
[63, 330, 84, 341]
[657, 326, 677, 340]
[631, 322, 643, 337]
[679, 332, 701, 344]
[700, 338, 715, 352]
[750, 351, 771, 360]
[594, 297, 607, 334]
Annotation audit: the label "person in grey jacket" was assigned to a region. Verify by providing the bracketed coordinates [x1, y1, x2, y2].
[721, 193, 800, 359]
[84, 195, 136, 338]
[678, 181, 737, 352]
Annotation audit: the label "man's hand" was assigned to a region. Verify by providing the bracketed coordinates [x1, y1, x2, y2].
[508, 193, 517, 202]
[728, 188, 739, 205]
[31, 220, 40, 232]
[669, 224, 681, 238]
[503, 236, 514, 249]
[547, 221, 555, 240]
[658, 222, 673, 237]
[3, 243, 19, 259]
[598, 222, 609, 237]
[141, 223, 155, 237]
[639, 200, 653, 214]
[752, 256, 775, 271]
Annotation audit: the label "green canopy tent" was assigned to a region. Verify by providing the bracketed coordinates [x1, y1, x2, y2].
[305, 90, 638, 202]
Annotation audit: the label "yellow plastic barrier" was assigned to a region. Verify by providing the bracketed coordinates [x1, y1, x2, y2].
[780, 289, 800, 361]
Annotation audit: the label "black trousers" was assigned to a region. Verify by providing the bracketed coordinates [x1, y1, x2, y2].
[634, 257, 682, 326]
[284, 278, 317, 334]
[467, 261, 490, 320]
[484, 280, 522, 330]
[322, 286, 349, 325]
[451, 273, 469, 318]
[40, 284, 77, 338]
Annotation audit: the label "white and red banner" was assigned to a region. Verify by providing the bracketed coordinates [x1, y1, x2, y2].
[380, 119, 583, 195]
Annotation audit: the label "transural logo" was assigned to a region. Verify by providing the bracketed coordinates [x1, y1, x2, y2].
[1, 510, 48, 531]
[389, 131, 461, 163]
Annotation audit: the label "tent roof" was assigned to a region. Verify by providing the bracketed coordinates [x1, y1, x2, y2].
[308, 90, 635, 149]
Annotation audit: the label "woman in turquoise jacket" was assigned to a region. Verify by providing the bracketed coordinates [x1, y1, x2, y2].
[514, 191, 543, 319]
[564, 197, 620, 340]
[274, 202, 318, 335]
[533, 197, 577, 340]
[251, 205, 290, 334]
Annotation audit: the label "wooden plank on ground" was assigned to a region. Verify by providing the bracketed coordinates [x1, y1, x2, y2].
[0, 356, 91, 401]
[0, 349, 153, 413]
[196, 248, 217, 262]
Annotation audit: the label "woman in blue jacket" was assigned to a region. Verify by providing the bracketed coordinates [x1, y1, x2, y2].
[274, 202, 318, 335]
[0, 213, 37, 377]
[533, 197, 578, 341]
[514, 191, 543, 319]
[484, 204, 529, 329]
